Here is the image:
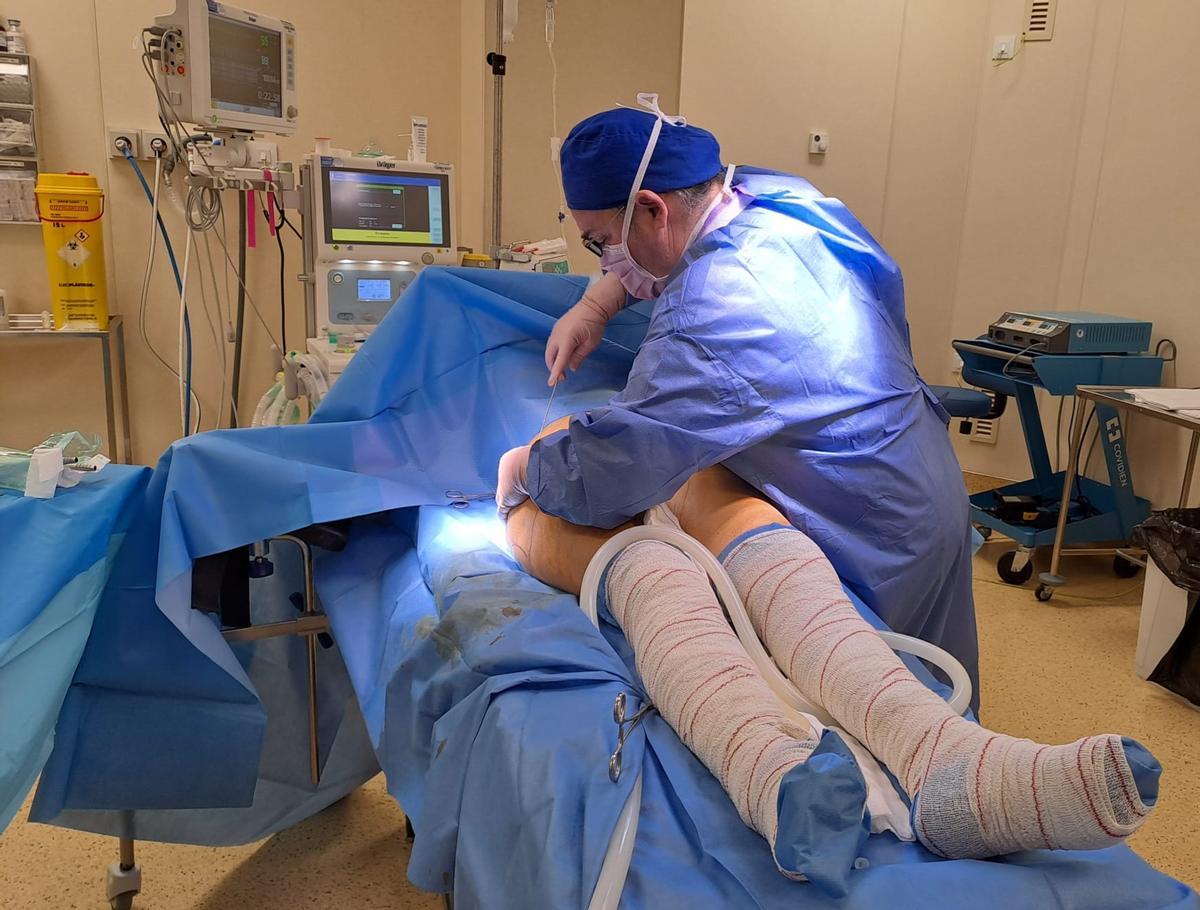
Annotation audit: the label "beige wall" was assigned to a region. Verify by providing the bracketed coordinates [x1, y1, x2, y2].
[681, 0, 1200, 507]
[0, 0, 680, 464]
[6, 0, 1194, 504]
[0, 0, 460, 465]
[487, 0, 685, 269]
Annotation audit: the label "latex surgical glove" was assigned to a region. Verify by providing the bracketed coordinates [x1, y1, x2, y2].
[545, 271, 627, 386]
[496, 444, 533, 519]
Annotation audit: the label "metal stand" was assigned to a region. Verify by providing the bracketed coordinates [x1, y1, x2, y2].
[0, 314, 133, 463]
[486, 0, 506, 254]
[222, 534, 326, 785]
[1039, 386, 1200, 600]
[105, 534, 330, 906]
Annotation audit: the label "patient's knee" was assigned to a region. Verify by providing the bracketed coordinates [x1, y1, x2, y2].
[505, 416, 634, 595]
[667, 466, 788, 557]
[505, 421, 786, 592]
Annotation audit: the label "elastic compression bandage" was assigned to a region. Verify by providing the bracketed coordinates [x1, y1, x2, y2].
[721, 525, 1160, 859]
[605, 539, 868, 888]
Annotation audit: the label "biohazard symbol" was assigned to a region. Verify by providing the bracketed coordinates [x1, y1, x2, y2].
[58, 239, 90, 268]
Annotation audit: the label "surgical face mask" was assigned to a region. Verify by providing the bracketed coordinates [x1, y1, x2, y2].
[600, 177, 735, 300]
[600, 95, 735, 300]
[599, 240, 660, 301]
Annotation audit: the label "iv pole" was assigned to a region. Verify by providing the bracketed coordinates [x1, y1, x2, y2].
[486, 1, 506, 256]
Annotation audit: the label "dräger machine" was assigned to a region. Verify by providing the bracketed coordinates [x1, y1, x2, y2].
[300, 153, 456, 380]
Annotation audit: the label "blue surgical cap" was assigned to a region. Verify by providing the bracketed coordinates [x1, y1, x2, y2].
[560, 106, 723, 211]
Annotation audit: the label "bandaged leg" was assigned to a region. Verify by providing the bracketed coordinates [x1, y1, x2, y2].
[604, 538, 867, 885]
[507, 447, 1159, 861]
[720, 525, 1160, 858]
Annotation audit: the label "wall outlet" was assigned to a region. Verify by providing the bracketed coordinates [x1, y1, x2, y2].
[140, 129, 172, 159]
[992, 35, 1018, 60]
[808, 131, 830, 155]
[107, 127, 141, 159]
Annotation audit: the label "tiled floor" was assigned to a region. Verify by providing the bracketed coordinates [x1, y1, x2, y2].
[1, 475, 1196, 905]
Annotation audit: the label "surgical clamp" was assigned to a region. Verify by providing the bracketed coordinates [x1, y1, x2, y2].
[446, 490, 496, 509]
[608, 691, 655, 783]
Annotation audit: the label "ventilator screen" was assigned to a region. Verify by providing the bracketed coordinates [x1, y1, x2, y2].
[322, 166, 451, 248]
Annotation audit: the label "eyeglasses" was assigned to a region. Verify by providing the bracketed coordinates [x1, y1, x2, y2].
[581, 208, 624, 257]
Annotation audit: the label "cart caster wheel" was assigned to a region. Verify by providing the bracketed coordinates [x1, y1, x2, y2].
[997, 550, 1034, 585]
[1113, 555, 1141, 579]
[111, 897, 134, 910]
[1035, 584, 1054, 602]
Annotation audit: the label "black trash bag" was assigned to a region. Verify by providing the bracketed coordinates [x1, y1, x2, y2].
[1147, 594, 1200, 707]
[1133, 508, 1200, 706]
[1131, 508, 1200, 593]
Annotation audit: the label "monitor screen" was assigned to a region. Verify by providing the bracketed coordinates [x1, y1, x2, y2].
[322, 167, 451, 248]
[209, 14, 283, 118]
[357, 278, 392, 302]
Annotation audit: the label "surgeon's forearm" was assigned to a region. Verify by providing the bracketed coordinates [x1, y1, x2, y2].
[527, 433, 643, 530]
[585, 270, 629, 320]
[509, 418, 781, 594]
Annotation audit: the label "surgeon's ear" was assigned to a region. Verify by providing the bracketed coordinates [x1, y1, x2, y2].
[634, 189, 669, 227]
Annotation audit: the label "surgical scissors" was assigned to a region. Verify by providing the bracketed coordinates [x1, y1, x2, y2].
[608, 691, 656, 783]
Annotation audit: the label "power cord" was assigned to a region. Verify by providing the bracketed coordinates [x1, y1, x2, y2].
[973, 573, 1144, 603]
[1000, 339, 1046, 377]
[259, 193, 288, 352]
[121, 145, 202, 434]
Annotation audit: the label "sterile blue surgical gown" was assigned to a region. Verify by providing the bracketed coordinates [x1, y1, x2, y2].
[528, 167, 979, 703]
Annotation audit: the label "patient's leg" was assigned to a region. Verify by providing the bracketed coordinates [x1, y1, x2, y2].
[605, 539, 867, 885]
[506, 448, 1159, 860]
[710, 518, 1160, 858]
[660, 470, 1159, 857]
[507, 431, 867, 885]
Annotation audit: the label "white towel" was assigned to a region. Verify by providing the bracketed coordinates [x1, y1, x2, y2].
[1126, 388, 1200, 412]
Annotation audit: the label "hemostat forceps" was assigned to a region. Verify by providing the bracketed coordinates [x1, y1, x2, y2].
[446, 490, 495, 509]
[608, 691, 656, 783]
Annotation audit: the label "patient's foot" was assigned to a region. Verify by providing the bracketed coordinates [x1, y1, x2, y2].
[911, 723, 1158, 858]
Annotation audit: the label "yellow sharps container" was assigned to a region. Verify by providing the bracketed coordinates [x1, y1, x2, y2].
[35, 172, 109, 330]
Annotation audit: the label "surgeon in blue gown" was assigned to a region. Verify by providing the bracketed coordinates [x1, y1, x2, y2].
[495, 94, 980, 708]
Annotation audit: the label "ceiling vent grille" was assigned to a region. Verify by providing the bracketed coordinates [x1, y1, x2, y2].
[1024, 0, 1057, 41]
